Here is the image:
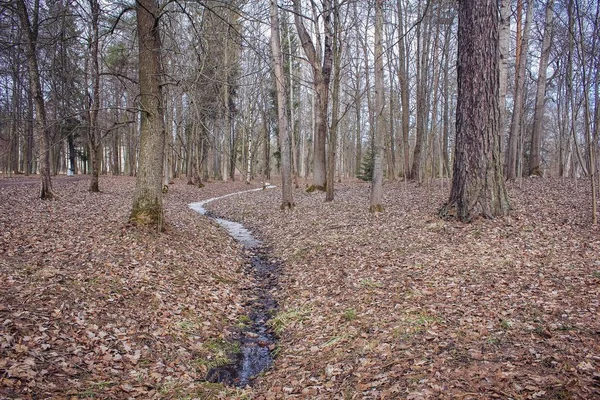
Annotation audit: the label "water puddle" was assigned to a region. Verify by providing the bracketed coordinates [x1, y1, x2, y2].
[189, 186, 278, 387]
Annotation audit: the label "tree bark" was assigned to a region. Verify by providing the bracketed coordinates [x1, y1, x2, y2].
[130, 0, 166, 230]
[293, 0, 332, 192]
[498, 0, 511, 154]
[410, 1, 431, 181]
[370, 0, 385, 212]
[16, 0, 54, 199]
[441, 0, 509, 221]
[529, 0, 555, 176]
[326, 1, 341, 202]
[88, 0, 101, 192]
[396, 0, 411, 179]
[506, 0, 533, 180]
[270, 0, 294, 209]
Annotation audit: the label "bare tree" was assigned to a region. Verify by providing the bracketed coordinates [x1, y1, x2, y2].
[370, 0, 385, 212]
[292, 0, 333, 192]
[506, 0, 533, 180]
[529, 0, 555, 176]
[16, 0, 54, 199]
[88, 0, 101, 192]
[396, 0, 411, 180]
[271, 0, 294, 209]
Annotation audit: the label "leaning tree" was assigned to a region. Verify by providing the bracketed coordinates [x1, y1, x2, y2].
[440, 0, 510, 221]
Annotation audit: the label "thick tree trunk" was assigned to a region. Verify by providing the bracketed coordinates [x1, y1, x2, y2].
[17, 0, 54, 199]
[529, 0, 555, 176]
[270, 0, 294, 209]
[130, 0, 166, 230]
[441, 0, 509, 221]
[370, 0, 385, 212]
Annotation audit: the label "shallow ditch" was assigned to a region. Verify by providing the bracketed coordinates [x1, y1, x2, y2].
[189, 188, 278, 387]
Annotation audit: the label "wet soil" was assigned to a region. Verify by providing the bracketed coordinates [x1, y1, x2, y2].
[189, 189, 279, 387]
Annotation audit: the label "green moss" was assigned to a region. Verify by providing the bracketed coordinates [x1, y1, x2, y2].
[369, 204, 384, 213]
[194, 339, 241, 370]
[500, 319, 512, 330]
[280, 201, 295, 210]
[269, 305, 312, 334]
[236, 315, 252, 329]
[129, 204, 164, 231]
[343, 308, 357, 321]
[306, 184, 326, 193]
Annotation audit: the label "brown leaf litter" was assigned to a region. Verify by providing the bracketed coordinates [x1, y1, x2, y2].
[1, 176, 599, 399]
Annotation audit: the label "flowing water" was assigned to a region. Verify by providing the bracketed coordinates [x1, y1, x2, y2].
[189, 186, 278, 387]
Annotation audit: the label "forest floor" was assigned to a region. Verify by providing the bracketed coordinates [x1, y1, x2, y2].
[1, 176, 599, 399]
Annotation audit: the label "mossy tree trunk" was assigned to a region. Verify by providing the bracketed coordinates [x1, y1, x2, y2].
[130, 0, 166, 230]
[441, 0, 509, 221]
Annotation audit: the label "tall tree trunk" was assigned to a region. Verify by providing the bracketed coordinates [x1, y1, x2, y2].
[26, 92, 34, 176]
[16, 0, 54, 199]
[88, 0, 101, 192]
[410, 1, 431, 181]
[506, 0, 533, 180]
[130, 0, 166, 230]
[441, 0, 509, 221]
[441, 17, 453, 177]
[270, 0, 294, 209]
[529, 0, 555, 176]
[370, 0, 385, 212]
[326, 1, 341, 202]
[575, 0, 597, 223]
[397, 0, 411, 179]
[498, 0, 511, 154]
[293, 0, 332, 192]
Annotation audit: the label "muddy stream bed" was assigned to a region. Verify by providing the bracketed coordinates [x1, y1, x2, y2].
[189, 187, 278, 387]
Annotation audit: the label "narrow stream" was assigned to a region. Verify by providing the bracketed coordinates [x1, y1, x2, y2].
[189, 187, 278, 387]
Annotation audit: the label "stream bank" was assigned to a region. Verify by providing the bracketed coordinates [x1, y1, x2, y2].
[189, 187, 278, 387]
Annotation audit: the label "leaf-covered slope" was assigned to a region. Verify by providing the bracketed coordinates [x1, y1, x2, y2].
[208, 178, 600, 399]
[0, 177, 258, 399]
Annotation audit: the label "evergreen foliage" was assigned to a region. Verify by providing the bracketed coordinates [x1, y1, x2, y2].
[357, 149, 374, 181]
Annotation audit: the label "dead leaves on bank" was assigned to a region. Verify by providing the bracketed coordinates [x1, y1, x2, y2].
[208, 178, 600, 399]
[0, 177, 258, 399]
[1, 176, 598, 399]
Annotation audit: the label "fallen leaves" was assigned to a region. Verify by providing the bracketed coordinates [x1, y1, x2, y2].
[209, 177, 600, 399]
[0, 177, 258, 398]
[2, 176, 599, 398]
